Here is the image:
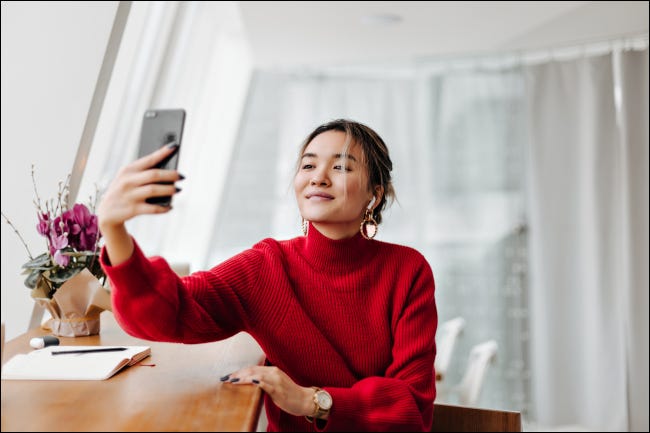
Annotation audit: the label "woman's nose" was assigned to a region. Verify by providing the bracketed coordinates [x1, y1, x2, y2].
[310, 172, 330, 186]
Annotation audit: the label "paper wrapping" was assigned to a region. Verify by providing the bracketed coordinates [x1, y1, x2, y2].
[33, 268, 112, 337]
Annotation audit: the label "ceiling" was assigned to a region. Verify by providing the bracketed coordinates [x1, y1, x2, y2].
[238, 1, 648, 69]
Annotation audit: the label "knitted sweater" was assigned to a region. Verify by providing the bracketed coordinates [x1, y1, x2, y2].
[101, 225, 437, 432]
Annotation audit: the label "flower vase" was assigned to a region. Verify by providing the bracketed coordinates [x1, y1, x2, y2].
[32, 268, 112, 337]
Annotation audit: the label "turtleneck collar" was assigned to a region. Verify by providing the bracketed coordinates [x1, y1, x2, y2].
[298, 222, 378, 272]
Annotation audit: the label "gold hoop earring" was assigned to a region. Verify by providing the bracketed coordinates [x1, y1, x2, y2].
[301, 217, 309, 236]
[360, 209, 378, 240]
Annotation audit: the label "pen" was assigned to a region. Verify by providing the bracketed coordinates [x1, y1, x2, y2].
[51, 347, 128, 355]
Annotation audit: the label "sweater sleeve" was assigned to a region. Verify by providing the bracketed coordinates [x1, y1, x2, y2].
[318, 257, 437, 432]
[100, 239, 263, 344]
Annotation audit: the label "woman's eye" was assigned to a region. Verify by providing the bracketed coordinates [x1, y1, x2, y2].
[334, 165, 350, 172]
[302, 164, 314, 170]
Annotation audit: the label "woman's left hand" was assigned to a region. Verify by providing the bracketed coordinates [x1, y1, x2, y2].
[222, 365, 314, 417]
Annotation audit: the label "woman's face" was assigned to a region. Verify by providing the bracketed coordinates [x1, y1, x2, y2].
[294, 130, 377, 240]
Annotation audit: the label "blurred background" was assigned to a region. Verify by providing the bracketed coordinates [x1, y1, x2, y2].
[2, 1, 648, 431]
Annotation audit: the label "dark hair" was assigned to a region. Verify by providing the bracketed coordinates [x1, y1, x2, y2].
[297, 119, 395, 224]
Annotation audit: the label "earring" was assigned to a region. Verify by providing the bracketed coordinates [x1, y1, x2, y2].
[301, 217, 309, 236]
[360, 209, 378, 240]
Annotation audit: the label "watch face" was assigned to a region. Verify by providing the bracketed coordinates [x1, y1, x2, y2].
[317, 391, 332, 410]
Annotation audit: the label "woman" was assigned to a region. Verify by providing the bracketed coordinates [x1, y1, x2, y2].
[98, 119, 437, 431]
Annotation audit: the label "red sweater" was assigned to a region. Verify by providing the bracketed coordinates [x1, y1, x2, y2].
[101, 225, 437, 432]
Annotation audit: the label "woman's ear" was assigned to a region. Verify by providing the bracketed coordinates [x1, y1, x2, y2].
[370, 186, 384, 209]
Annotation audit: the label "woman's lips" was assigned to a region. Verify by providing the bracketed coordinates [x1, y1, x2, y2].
[306, 192, 334, 200]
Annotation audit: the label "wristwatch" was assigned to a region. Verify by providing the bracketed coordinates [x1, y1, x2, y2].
[306, 387, 332, 422]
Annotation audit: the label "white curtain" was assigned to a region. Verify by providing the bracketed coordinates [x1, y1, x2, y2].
[525, 49, 649, 431]
[416, 66, 529, 413]
[78, 1, 252, 271]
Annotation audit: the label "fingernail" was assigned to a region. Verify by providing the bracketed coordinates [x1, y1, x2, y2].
[229, 378, 240, 383]
[175, 187, 182, 193]
[166, 142, 179, 149]
[178, 173, 186, 180]
[220, 375, 230, 382]
[252, 379, 260, 384]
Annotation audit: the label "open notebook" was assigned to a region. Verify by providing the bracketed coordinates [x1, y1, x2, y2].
[1, 346, 151, 380]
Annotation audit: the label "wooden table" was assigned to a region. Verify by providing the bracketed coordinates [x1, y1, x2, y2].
[1, 311, 265, 431]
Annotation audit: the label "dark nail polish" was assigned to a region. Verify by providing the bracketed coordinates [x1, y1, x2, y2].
[178, 173, 186, 180]
[220, 375, 230, 382]
[175, 187, 182, 193]
[229, 378, 240, 383]
[252, 379, 260, 384]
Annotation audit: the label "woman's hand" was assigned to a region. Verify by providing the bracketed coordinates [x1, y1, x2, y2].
[98, 144, 183, 231]
[97, 144, 184, 265]
[222, 365, 316, 418]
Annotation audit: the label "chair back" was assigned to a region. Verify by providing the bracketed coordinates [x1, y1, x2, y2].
[434, 317, 465, 380]
[431, 403, 521, 432]
[456, 339, 498, 406]
[170, 262, 191, 277]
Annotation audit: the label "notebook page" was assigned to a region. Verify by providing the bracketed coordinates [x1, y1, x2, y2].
[1, 345, 151, 380]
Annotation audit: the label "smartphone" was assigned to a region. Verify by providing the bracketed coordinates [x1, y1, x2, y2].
[137, 108, 186, 206]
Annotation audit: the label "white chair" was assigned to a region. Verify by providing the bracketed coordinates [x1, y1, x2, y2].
[170, 262, 191, 277]
[454, 339, 498, 406]
[434, 317, 466, 381]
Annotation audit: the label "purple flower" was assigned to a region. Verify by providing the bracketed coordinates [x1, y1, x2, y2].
[36, 212, 51, 236]
[34, 203, 101, 269]
[50, 232, 70, 266]
[80, 214, 99, 251]
[49, 204, 98, 252]
[67, 204, 99, 251]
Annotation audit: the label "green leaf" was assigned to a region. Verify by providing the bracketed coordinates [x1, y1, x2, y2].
[48, 266, 83, 284]
[22, 253, 52, 269]
[23, 266, 55, 272]
[24, 270, 42, 289]
[61, 250, 98, 258]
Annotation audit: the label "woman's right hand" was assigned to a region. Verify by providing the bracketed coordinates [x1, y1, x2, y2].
[97, 144, 183, 265]
[98, 144, 183, 230]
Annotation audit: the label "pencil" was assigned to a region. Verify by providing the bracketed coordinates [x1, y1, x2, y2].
[51, 347, 128, 355]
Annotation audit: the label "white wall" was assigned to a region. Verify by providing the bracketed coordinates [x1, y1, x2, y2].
[1, 1, 119, 340]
